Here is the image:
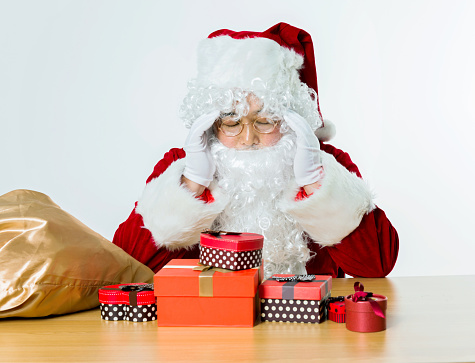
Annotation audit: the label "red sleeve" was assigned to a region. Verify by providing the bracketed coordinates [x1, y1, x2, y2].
[112, 148, 205, 273]
[320, 142, 362, 177]
[113, 203, 196, 272]
[314, 143, 399, 277]
[146, 148, 186, 183]
[326, 207, 399, 277]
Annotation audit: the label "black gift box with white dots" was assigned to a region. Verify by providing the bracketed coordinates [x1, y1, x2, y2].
[259, 274, 332, 324]
[199, 232, 264, 270]
[260, 296, 329, 323]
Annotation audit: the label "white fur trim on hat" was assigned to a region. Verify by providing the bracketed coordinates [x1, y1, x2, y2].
[196, 36, 303, 93]
[181, 36, 322, 131]
[279, 151, 374, 246]
[135, 159, 227, 251]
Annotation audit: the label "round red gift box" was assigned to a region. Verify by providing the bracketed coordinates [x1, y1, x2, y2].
[345, 294, 387, 333]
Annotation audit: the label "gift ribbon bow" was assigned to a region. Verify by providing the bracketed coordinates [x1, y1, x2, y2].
[270, 275, 328, 300]
[201, 229, 241, 238]
[272, 275, 316, 282]
[195, 262, 245, 297]
[119, 284, 154, 292]
[164, 262, 261, 297]
[352, 282, 386, 319]
[164, 262, 234, 297]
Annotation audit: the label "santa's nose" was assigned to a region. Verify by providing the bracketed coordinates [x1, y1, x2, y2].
[239, 121, 260, 147]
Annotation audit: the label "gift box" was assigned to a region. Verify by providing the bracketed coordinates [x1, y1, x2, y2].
[154, 259, 262, 327]
[259, 274, 332, 324]
[327, 296, 346, 323]
[199, 231, 263, 270]
[345, 282, 387, 333]
[98, 283, 156, 322]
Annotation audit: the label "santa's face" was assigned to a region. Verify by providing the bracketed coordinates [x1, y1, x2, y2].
[214, 96, 282, 149]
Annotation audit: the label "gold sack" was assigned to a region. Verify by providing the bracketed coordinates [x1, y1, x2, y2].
[0, 189, 154, 318]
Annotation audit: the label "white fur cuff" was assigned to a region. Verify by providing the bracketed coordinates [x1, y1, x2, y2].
[279, 152, 375, 246]
[135, 159, 226, 251]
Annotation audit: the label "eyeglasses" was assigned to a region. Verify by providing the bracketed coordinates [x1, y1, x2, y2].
[217, 115, 279, 137]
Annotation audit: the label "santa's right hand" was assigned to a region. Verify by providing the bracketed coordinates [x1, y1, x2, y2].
[183, 110, 220, 187]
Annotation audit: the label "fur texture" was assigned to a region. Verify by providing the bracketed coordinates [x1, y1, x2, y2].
[135, 159, 228, 251]
[279, 152, 375, 246]
[180, 36, 322, 132]
[316, 119, 336, 142]
[196, 36, 303, 92]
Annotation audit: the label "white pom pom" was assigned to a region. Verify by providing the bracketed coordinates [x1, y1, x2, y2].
[315, 119, 336, 142]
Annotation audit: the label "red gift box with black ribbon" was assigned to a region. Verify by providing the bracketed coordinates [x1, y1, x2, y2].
[327, 296, 346, 323]
[259, 274, 332, 324]
[199, 230, 264, 271]
[98, 283, 156, 322]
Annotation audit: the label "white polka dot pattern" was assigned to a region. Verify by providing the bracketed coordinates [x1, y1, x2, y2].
[199, 246, 262, 270]
[100, 303, 157, 322]
[260, 297, 328, 324]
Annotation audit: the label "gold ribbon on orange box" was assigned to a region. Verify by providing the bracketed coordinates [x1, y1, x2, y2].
[162, 262, 233, 297]
[193, 263, 263, 297]
[193, 263, 234, 297]
[163, 262, 261, 297]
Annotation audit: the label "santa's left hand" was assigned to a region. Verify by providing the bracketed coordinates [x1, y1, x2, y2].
[283, 110, 324, 187]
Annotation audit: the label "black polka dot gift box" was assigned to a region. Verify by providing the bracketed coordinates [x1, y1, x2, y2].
[199, 230, 264, 271]
[259, 274, 332, 324]
[98, 283, 156, 322]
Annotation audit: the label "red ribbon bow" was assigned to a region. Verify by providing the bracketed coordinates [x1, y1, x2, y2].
[352, 282, 386, 319]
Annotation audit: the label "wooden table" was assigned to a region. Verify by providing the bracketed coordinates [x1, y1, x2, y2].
[1, 276, 474, 362]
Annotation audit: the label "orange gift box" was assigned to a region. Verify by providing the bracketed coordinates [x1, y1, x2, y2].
[154, 259, 261, 327]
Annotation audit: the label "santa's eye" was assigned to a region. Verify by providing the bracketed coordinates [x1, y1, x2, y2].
[221, 120, 240, 127]
[254, 118, 277, 133]
[255, 120, 272, 125]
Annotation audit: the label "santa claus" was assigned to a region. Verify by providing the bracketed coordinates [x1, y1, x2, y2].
[113, 23, 399, 279]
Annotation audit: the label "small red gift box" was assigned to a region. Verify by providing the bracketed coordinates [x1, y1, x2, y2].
[259, 274, 332, 324]
[154, 259, 262, 327]
[327, 298, 346, 323]
[345, 282, 387, 332]
[199, 231, 264, 270]
[98, 283, 156, 322]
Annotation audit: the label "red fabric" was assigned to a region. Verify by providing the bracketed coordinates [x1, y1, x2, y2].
[113, 148, 200, 272]
[208, 23, 322, 119]
[113, 144, 399, 278]
[98, 283, 155, 305]
[295, 187, 310, 201]
[196, 188, 214, 203]
[304, 143, 398, 277]
[145, 148, 186, 184]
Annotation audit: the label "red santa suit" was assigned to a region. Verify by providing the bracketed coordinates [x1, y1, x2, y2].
[113, 141, 398, 278]
[112, 23, 399, 278]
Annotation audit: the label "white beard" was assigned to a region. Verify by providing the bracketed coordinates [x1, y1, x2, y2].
[209, 133, 312, 279]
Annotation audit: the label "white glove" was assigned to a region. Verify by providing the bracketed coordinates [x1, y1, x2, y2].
[183, 111, 220, 187]
[283, 110, 324, 187]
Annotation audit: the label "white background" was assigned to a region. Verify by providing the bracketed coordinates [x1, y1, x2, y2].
[1, 0, 474, 277]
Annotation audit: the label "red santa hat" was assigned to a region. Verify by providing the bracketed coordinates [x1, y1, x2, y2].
[206, 22, 322, 119]
[183, 22, 335, 141]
